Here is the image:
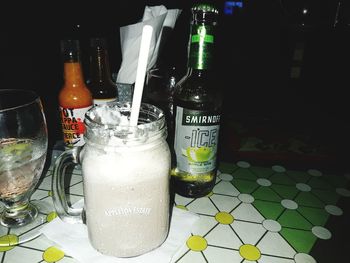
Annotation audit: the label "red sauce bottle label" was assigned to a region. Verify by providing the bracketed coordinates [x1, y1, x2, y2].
[59, 106, 92, 147]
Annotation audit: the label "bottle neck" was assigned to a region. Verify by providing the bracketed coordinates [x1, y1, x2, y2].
[187, 23, 215, 70]
[63, 62, 86, 87]
[61, 39, 86, 87]
[89, 48, 113, 83]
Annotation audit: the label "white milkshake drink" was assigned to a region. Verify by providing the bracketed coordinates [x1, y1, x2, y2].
[82, 130, 170, 257]
[52, 103, 171, 258]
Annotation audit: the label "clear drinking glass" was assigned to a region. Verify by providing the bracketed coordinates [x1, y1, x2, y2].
[0, 89, 48, 228]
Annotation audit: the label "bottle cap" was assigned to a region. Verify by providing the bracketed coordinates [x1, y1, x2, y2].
[60, 39, 80, 61]
[90, 38, 107, 49]
[191, 3, 219, 23]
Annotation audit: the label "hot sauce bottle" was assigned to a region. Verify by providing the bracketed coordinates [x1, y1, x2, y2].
[58, 39, 93, 148]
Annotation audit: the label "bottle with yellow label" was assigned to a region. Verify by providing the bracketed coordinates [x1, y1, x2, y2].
[58, 39, 93, 148]
[172, 4, 222, 198]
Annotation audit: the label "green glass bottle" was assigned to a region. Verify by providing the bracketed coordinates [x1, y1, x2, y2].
[171, 4, 222, 198]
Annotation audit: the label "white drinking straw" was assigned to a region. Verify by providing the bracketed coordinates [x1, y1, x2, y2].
[129, 25, 153, 126]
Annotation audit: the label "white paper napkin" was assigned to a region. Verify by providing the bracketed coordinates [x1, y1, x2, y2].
[116, 5, 182, 84]
[40, 200, 198, 263]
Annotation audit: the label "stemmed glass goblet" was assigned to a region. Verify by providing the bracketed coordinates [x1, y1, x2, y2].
[0, 89, 48, 228]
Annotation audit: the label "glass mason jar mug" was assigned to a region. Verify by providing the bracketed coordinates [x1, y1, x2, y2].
[52, 103, 171, 258]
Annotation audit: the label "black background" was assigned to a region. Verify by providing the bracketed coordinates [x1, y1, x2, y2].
[2, 0, 350, 156]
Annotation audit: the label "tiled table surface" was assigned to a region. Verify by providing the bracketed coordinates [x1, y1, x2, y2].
[1, 150, 350, 263]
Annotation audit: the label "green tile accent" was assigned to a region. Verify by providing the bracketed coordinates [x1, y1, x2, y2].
[298, 206, 330, 226]
[278, 210, 312, 230]
[253, 200, 284, 220]
[250, 166, 274, 178]
[232, 168, 257, 181]
[323, 174, 349, 188]
[308, 177, 333, 190]
[280, 228, 317, 253]
[287, 170, 310, 183]
[218, 162, 238, 174]
[252, 187, 282, 202]
[232, 179, 258, 194]
[271, 184, 299, 199]
[269, 173, 296, 185]
[312, 189, 340, 205]
[295, 192, 325, 208]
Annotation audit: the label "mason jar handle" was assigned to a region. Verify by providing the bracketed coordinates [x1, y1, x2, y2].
[52, 147, 83, 224]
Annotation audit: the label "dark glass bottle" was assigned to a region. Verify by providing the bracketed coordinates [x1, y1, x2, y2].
[87, 38, 118, 105]
[145, 66, 180, 144]
[171, 4, 222, 198]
